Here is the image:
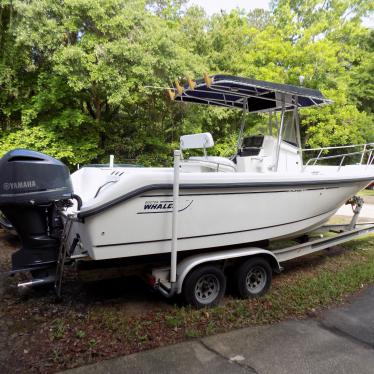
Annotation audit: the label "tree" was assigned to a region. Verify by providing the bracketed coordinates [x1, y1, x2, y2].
[349, 30, 374, 114]
[0, 0, 206, 165]
[203, 0, 374, 150]
[0, 0, 373, 166]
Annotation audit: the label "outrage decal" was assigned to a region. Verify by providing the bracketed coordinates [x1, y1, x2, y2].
[137, 199, 193, 214]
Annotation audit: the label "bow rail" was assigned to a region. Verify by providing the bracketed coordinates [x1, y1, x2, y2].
[303, 143, 374, 171]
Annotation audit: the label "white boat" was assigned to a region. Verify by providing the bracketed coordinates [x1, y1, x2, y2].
[1, 75, 374, 307]
[65, 75, 374, 261]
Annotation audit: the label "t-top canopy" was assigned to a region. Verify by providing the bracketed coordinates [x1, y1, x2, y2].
[173, 75, 331, 113]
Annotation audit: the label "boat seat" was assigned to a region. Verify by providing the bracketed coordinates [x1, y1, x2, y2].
[188, 156, 237, 172]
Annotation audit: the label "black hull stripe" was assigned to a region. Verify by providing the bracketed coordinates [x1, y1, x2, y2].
[95, 208, 336, 248]
[78, 177, 372, 219]
[137, 187, 337, 214]
[140, 186, 338, 198]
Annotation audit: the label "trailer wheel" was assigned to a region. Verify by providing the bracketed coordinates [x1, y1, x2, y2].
[235, 257, 272, 298]
[183, 265, 226, 308]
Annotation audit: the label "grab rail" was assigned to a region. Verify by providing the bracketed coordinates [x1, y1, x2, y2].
[302, 143, 374, 171]
[181, 158, 237, 172]
[302, 142, 374, 152]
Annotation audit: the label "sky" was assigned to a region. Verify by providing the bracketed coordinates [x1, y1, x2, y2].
[187, 0, 373, 28]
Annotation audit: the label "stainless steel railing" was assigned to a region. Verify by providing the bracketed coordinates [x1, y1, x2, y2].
[181, 158, 237, 171]
[302, 143, 374, 171]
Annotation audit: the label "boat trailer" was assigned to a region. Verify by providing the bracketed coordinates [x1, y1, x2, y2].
[150, 196, 374, 304]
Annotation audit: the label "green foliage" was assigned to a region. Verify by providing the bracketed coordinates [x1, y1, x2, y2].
[0, 125, 100, 165]
[302, 103, 374, 147]
[349, 30, 374, 114]
[0, 0, 373, 166]
[75, 330, 86, 339]
[50, 318, 66, 340]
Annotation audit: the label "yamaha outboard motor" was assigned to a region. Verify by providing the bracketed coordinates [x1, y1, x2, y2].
[0, 149, 74, 272]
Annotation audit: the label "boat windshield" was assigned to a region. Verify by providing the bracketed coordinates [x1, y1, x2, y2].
[281, 111, 299, 147]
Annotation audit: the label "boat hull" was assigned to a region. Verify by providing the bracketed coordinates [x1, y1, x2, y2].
[72, 179, 369, 260]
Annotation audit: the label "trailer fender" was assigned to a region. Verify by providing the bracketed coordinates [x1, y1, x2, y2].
[176, 247, 281, 294]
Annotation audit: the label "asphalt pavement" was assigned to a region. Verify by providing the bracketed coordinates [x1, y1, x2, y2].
[336, 195, 374, 219]
[337, 203, 374, 219]
[64, 285, 374, 374]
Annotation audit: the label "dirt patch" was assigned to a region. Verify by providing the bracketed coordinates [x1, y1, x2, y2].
[0, 228, 373, 373]
[0, 229, 177, 373]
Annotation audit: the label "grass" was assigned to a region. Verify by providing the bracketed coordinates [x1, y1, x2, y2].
[76, 330, 86, 339]
[358, 189, 374, 197]
[50, 319, 66, 340]
[90, 235, 374, 337]
[2, 233, 374, 373]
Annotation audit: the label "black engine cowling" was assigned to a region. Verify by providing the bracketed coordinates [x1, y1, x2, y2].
[0, 149, 73, 272]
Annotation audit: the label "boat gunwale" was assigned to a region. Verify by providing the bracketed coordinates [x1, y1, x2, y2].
[77, 176, 373, 219]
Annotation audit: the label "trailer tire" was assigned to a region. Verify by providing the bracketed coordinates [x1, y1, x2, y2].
[183, 265, 226, 308]
[235, 257, 272, 298]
